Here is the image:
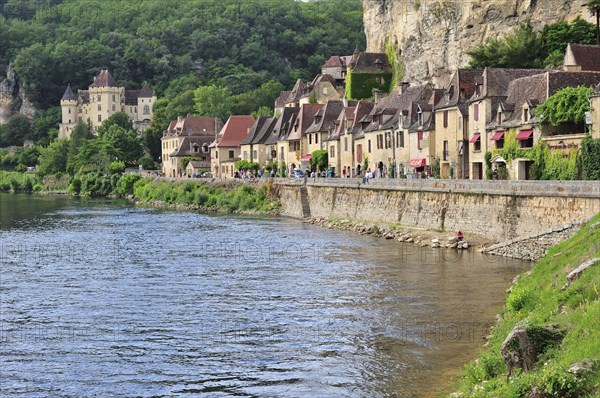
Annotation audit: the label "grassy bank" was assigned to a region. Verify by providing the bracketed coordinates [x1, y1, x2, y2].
[0, 171, 280, 214]
[132, 178, 280, 214]
[447, 214, 600, 397]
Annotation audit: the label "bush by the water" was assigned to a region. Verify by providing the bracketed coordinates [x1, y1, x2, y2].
[0, 171, 38, 192]
[133, 179, 279, 213]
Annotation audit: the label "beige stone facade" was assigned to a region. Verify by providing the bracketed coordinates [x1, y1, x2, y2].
[59, 70, 156, 139]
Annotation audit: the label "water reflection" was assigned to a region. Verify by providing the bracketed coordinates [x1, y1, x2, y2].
[0, 193, 528, 397]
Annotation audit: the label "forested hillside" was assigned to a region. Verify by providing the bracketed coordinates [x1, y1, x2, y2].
[0, 0, 365, 110]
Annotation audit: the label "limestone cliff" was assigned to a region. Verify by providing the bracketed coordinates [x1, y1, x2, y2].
[0, 63, 35, 124]
[362, 0, 593, 86]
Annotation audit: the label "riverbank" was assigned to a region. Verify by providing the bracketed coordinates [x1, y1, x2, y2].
[443, 213, 600, 397]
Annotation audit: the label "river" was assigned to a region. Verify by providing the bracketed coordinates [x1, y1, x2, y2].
[0, 193, 528, 397]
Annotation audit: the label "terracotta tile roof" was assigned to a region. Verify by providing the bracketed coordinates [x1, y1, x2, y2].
[90, 69, 118, 87]
[215, 115, 255, 147]
[305, 100, 344, 134]
[138, 84, 154, 98]
[350, 52, 392, 73]
[286, 104, 323, 141]
[61, 84, 76, 101]
[566, 44, 600, 72]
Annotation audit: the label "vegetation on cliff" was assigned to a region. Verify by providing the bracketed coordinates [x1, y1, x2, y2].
[468, 17, 596, 69]
[448, 214, 600, 397]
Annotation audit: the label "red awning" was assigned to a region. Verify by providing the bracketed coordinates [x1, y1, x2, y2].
[490, 131, 505, 141]
[410, 158, 426, 168]
[516, 129, 533, 141]
[469, 133, 481, 143]
[300, 154, 312, 161]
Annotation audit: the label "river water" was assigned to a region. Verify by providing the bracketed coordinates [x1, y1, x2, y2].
[0, 193, 528, 397]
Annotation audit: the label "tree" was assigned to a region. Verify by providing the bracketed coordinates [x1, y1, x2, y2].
[311, 149, 328, 172]
[587, 0, 600, 44]
[194, 85, 234, 120]
[536, 86, 592, 127]
[96, 112, 134, 136]
[102, 125, 144, 164]
[37, 139, 69, 175]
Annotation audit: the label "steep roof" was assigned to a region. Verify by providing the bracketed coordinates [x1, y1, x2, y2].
[240, 116, 270, 145]
[548, 71, 600, 94]
[78, 90, 90, 104]
[265, 107, 299, 144]
[274, 91, 291, 108]
[305, 100, 344, 134]
[435, 69, 483, 113]
[216, 115, 255, 147]
[565, 44, 600, 72]
[286, 104, 323, 141]
[164, 116, 223, 137]
[322, 55, 344, 68]
[350, 52, 392, 73]
[471, 68, 548, 101]
[170, 136, 213, 158]
[125, 89, 140, 105]
[61, 84, 76, 101]
[328, 106, 356, 141]
[90, 69, 118, 87]
[138, 84, 154, 98]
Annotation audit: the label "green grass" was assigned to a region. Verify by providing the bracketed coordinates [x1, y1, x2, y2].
[0, 171, 38, 192]
[447, 214, 600, 397]
[132, 178, 280, 214]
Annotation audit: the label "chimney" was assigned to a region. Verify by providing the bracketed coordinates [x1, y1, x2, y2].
[177, 115, 183, 122]
[400, 81, 409, 93]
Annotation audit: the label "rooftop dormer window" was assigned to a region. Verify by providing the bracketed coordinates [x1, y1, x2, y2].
[523, 108, 529, 122]
[497, 111, 502, 125]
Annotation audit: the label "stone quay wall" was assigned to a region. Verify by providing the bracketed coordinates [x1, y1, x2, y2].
[275, 178, 600, 243]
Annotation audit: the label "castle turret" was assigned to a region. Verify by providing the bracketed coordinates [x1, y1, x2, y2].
[59, 84, 78, 139]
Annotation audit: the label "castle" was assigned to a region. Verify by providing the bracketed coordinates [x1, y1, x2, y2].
[59, 69, 156, 138]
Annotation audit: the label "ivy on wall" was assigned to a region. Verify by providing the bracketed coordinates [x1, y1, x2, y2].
[345, 72, 393, 100]
[581, 135, 600, 180]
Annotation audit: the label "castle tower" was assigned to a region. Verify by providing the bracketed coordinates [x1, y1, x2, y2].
[59, 84, 78, 139]
[88, 69, 124, 129]
[136, 84, 156, 133]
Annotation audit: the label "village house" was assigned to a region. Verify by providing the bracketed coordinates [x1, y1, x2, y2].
[406, 89, 443, 178]
[210, 115, 255, 178]
[239, 116, 277, 166]
[262, 107, 299, 174]
[338, 101, 374, 177]
[433, 69, 483, 179]
[467, 68, 546, 179]
[59, 69, 156, 138]
[304, 101, 344, 170]
[326, 104, 356, 176]
[161, 115, 223, 178]
[278, 104, 323, 172]
[487, 71, 600, 180]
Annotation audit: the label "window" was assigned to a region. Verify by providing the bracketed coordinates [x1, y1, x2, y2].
[443, 111, 448, 128]
[443, 140, 449, 161]
[68, 108, 71, 114]
[112, 104, 116, 111]
[315, 133, 318, 144]
[68, 119, 71, 123]
[344, 137, 348, 152]
[523, 108, 529, 122]
[323, 87, 328, 95]
[79, 108, 82, 113]
[79, 117, 82, 122]
[329, 145, 335, 158]
[397, 131, 404, 148]
[112, 94, 115, 101]
[279, 146, 284, 160]
[143, 105, 150, 115]
[228, 150, 234, 159]
[253, 150, 257, 160]
[98, 115, 102, 122]
[417, 131, 423, 150]
[356, 144, 363, 163]
[215, 151, 218, 159]
[497, 111, 502, 125]
[98, 104, 101, 111]
[473, 103, 479, 122]
[377, 134, 383, 150]
[368, 139, 372, 153]
[97, 95, 101, 102]
[194, 146, 199, 153]
[309, 134, 312, 145]
[243, 151, 248, 160]
[473, 136, 481, 152]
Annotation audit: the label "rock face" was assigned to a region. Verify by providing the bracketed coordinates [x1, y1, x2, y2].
[361, 0, 592, 85]
[0, 63, 35, 124]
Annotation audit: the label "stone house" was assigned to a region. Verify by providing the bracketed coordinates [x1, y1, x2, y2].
[210, 115, 255, 178]
[185, 160, 210, 177]
[325, 105, 355, 176]
[304, 100, 344, 159]
[60, 69, 156, 138]
[239, 116, 277, 166]
[279, 104, 320, 172]
[262, 107, 299, 173]
[161, 115, 223, 178]
[488, 71, 600, 180]
[433, 69, 483, 179]
[338, 101, 374, 177]
[467, 68, 546, 180]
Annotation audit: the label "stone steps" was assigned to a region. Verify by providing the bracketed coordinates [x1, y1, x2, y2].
[299, 186, 311, 219]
